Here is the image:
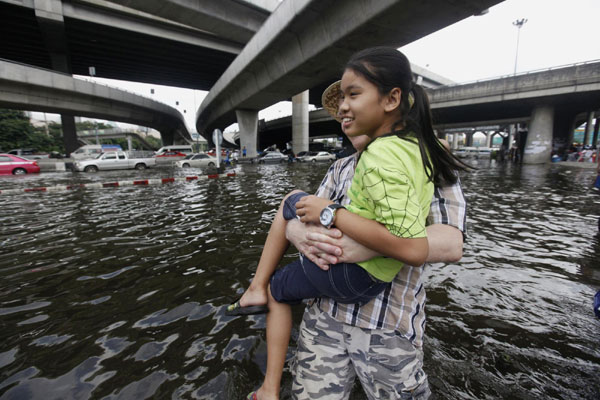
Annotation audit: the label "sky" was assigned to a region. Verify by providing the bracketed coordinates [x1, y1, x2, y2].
[31, 0, 600, 134]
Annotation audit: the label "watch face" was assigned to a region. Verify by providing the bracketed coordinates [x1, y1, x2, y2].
[320, 207, 333, 226]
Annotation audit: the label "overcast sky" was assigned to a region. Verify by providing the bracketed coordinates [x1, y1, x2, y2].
[34, 0, 600, 133]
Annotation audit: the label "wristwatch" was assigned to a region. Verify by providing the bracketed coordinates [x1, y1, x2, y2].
[319, 204, 345, 229]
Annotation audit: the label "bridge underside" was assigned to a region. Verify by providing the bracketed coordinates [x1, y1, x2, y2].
[0, 1, 237, 90]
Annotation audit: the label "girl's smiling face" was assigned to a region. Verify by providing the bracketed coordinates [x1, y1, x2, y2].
[338, 69, 400, 139]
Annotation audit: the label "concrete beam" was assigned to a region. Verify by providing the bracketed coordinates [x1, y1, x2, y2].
[0, 60, 190, 142]
[102, 0, 270, 45]
[430, 62, 600, 108]
[62, 0, 242, 54]
[196, 0, 502, 136]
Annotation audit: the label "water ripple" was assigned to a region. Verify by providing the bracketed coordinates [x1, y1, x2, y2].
[1, 163, 599, 399]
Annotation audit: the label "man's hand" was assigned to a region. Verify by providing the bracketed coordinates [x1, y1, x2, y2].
[306, 229, 379, 265]
[295, 195, 333, 225]
[285, 218, 379, 270]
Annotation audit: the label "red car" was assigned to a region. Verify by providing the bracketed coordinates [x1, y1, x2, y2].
[0, 154, 41, 175]
[155, 151, 187, 158]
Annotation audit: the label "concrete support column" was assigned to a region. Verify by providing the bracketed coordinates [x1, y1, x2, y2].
[34, 0, 79, 156]
[127, 135, 133, 151]
[584, 112, 594, 146]
[593, 117, 599, 147]
[507, 125, 515, 149]
[523, 105, 554, 164]
[466, 132, 473, 147]
[61, 114, 78, 156]
[292, 90, 309, 155]
[236, 109, 258, 157]
[485, 132, 492, 147]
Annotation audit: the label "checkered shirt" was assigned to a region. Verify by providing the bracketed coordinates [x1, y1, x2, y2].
[314, 153, 467, 348]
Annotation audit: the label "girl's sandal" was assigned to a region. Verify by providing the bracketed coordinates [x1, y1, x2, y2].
[246, 391, 258, 400]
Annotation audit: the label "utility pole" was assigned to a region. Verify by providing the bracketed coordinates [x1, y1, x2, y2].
[513, 18, 527, 75]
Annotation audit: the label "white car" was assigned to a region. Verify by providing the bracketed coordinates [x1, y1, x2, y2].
[301, 151, 336, 163]
[256, 151, 288, 163]
[175, 153, 217, 168]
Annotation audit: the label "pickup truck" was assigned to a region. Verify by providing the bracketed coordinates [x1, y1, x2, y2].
[72, 151, 156, 172]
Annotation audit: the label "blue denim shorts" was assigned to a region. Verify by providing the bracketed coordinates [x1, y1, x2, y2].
[270, 256, 389, 305]
[274, 190, 389, 304]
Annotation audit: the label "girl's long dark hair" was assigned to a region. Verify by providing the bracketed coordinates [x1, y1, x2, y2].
[345, 47, 471, 185]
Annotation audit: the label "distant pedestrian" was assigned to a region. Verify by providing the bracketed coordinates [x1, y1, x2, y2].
[242, 146, 247, 158]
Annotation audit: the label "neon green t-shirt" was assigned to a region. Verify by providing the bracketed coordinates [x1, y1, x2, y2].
[345, 134, 433, 282]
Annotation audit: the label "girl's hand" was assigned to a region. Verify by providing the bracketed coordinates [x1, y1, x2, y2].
[295, 195, 333, 225]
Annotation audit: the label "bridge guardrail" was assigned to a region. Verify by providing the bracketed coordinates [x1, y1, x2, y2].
[440, 59, 600, 87]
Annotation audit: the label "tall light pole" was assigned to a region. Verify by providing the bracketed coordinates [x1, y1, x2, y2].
[512, 18, 527, 75]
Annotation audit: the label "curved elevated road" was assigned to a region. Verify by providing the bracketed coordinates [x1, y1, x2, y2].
[0, 59, 190, 144]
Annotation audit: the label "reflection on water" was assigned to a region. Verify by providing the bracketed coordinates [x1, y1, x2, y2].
[1, 162, 599, 399]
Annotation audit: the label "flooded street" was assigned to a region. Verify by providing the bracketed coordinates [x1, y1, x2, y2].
[1, 161, 599, 399]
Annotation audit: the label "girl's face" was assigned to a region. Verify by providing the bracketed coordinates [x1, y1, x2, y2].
[338, 69, 399, 139]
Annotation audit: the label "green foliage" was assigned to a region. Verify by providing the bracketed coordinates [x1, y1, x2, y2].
[0, 109, 63, 153]
[0, 109, 161, 153]
[75, 121, 113, 131]
[144, 135, 161, 149]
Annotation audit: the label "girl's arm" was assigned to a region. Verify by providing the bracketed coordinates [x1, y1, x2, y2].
[333, 208, 428, 267]
[295, 195, 429, 267]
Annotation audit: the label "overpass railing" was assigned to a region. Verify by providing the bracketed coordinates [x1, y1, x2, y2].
[441, 59, 600, 87]
[0, 57, 173, 108]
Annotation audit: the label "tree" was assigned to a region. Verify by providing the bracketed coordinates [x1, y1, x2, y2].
[0, 109, 60, 152]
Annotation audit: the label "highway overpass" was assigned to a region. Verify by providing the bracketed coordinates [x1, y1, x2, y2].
[255, 60, 600, 163]
[0, 59, 190, 144]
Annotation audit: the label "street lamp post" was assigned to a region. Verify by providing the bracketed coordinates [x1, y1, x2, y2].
[512, 18, 528, 75]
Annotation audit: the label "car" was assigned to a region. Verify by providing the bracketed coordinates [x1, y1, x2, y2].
[453, 147, 492, 160]
[0, 153, 41, 175]
[256, 151, 287, 164]
[155, 151, 187, 158]
[301, 151, 336, 163]
[175, 153, 218, 168]
[206, 149, 229, 157]
[7, 148, 49, 160]
[154, 151, 188, 164]
[155, 145, 193, 156]
[296, 151, 317, 162]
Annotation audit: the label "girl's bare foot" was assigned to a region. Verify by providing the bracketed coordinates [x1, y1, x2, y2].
[225, 285, 269, 316]
[239, 285, 268, 308]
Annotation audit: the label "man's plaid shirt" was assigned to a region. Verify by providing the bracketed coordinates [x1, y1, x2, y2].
[313, 152, 467, 347]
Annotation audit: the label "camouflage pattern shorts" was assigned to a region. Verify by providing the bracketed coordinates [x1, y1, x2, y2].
[291, 303, 430, 400]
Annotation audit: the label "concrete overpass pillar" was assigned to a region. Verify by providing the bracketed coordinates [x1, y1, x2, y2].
[584, 112, 594, 146]
[236, 109, 258, 157]
[523, 105, 554, 164]
[465, 132, 473, 147]
[34, 0, 78, 156]
[485, 132, 492, 147]
[593, 117, 599, 147]
[451, 134, 459, 150]
[292, 90, 309, 155]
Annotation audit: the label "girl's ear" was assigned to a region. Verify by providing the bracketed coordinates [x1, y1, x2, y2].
[384, 88, 402, 113]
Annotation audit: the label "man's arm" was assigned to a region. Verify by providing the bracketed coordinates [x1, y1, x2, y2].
[288, 176, 467, 269]
[286, 221, 462, 267]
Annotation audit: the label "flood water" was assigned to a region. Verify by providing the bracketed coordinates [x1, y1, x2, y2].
[1, 161, 599, 399]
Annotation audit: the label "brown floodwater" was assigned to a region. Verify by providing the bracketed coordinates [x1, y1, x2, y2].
[0, 161, 599, 399]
